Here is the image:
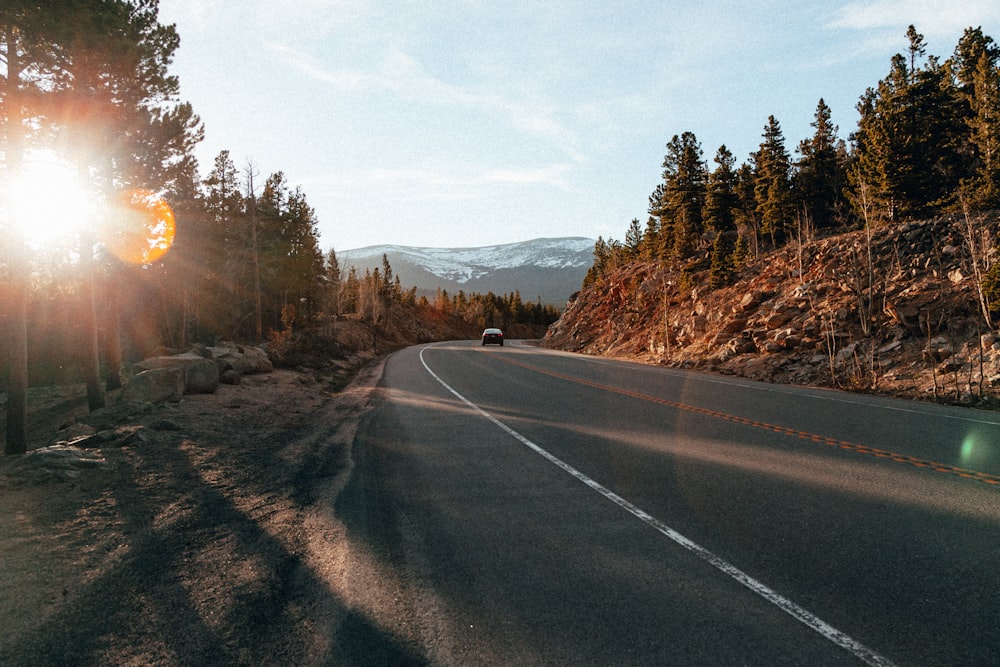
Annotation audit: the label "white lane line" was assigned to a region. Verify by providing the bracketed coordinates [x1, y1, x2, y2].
[419, 346, 896, 667]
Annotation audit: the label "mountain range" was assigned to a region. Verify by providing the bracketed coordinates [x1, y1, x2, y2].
[337, 237, 595, 306]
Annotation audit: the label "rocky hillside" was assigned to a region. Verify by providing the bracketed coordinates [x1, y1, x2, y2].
[543, 213, 1000, 407]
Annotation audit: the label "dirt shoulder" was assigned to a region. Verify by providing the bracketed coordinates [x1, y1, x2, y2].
[0, 357, 390, 666]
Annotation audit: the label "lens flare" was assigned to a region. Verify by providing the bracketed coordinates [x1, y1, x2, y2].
[7, 154, 93, 250]
[104, 189, 176, 265]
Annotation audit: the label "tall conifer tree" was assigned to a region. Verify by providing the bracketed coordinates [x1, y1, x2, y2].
[754, 116, 793, 246]
[795, 99, 847, 229]
[661, 132, 707, 258]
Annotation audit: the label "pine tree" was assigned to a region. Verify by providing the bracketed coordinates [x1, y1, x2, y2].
[754, 116, 793, 246]
[703, 145, 738, 236]
[661, 132, 707, 258]
[951, 27, 1000, 208]
[624, 218, 644, 259]
[851, 25, 971, 220]
[795, 99, 847, 229]
[733, 163, 759, 258]
[640, 217, 661, 262]
[647, 183, 672, 259]
[324, 248, 343, 334]
[202, 150, 250, 335]
[584, 236, 611, 288]
[709, 232, 736, 289]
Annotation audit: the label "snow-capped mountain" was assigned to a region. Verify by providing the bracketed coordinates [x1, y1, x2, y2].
[337, 237, 595, 305]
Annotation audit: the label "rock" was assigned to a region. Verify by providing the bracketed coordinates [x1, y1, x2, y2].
[939, 357, 965, 373]
[879, 340, 902, 354]
[779, 334, 802, 349]
[148, 419, 182, 431]
[59, 422, 97, 440]
[135, 352, 219, 395]
[763, 311, 792, 330]
[207, 343, 274, 375]
[81, 402, 154, 430]
[4, 445, 109, 484]
[725, 337, 756, 356]
[184, 359, 220, 394]
[220, 369, 242, 385]
[123, 367, 184, 404]
[721, 317, 748, 334]
[835, 342, 858, 364]
[738, 291, 762, 312]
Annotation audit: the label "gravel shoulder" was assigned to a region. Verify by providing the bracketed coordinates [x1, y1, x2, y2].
[0, 357, 391, 666]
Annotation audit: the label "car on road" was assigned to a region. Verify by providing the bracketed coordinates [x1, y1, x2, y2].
[482, 328, 504, 346]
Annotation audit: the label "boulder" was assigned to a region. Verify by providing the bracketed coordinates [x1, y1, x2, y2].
[135, 351, 219, 394]
[220, 369, 242, 385]
[4, 445, 109, 484]
[207, 343, 274, 375]
[184, 358, 220, 394]
[123, 367, 184, 404]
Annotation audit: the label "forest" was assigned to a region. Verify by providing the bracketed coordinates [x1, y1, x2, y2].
[0, 1, 557, 455]
[3, 7, 1000, 456]
[588, 24, 1000, 307]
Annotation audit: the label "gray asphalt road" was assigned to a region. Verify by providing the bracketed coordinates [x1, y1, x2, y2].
[334, 340, 1000, 666]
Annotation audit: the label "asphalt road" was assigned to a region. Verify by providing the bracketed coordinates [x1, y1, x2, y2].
[334, 340, 1000, 666]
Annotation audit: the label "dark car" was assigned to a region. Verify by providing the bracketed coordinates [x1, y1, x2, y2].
[482, 328, 504, 346]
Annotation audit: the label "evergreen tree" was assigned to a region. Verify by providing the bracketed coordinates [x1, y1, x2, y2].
[624, 218, 644, 259]
[283, 186, 324, 331]
[324, 248, 343, 333]
[753, 115, 793, 246]
[950, 27, 1000, 207]
[647, 182, 671, 259]
[703, 145, 738, 235]
[253, 172, 324, 334]
[851, 25, 970, 220]
[794, 99, 847, 229]
[0, 0, 58, 453]
[709, 232, 736, 289]
[344, 266, 359, 314]
[584, 236, 610, 288]
[733, 162, 759, 257]
[661, 132, 707, 258]
[640, 217, 661, 261]
[202, 150, 249, 336]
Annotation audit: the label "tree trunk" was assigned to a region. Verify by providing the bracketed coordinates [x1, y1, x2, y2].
[4, 24, 28, 454]
[82, 238, 105, 411]
[5, 278, 29, 455]
[105, 271, 123, 391]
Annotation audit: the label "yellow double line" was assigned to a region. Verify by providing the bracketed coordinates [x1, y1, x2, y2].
[490, 352, 1000, 487]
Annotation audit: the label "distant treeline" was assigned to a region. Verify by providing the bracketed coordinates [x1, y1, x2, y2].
[589, 25, 1000, 291]
[330, 252, 561, 331]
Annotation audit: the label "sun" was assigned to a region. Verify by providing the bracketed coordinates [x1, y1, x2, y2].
[5, 151, 177, 265]
[7, 152, 95, 251]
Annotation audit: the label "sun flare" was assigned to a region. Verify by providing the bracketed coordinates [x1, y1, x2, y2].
[104, 188, 177, 265]
[8, 153, 94, 250]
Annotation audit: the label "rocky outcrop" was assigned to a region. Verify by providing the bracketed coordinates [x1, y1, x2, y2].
[126, 342, 273, 401]
[544, 213, 1000, 405]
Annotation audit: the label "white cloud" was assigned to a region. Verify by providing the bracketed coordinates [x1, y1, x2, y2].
[829, 0, 1000, 37]
[267, 41, 586, 163]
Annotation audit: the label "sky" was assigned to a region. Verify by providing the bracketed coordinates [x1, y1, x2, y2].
[156, 1, 1000, 252]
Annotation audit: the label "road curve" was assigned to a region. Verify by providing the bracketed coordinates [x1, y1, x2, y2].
[333, 340, 1000, 666]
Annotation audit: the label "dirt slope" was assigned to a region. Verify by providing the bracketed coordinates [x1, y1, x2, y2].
[544, 213, 1000, 407]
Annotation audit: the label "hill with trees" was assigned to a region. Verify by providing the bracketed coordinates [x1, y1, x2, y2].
[544, 25, 1000, 406]
[1, 1, 557, 455]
